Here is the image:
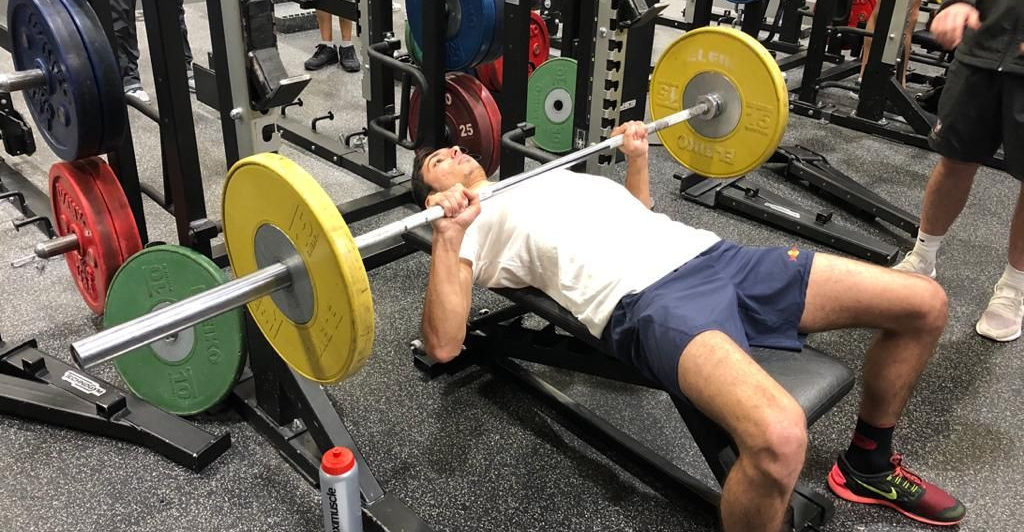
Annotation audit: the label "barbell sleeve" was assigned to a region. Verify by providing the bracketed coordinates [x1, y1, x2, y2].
[354, 97, 716, 249]
[34, 234, 79, 259]
[0, 69, 47, 92]
[71, 261, 293, 369]
[71, 96, 719, 370]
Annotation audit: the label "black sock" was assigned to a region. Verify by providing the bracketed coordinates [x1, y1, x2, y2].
[844, 418, 895, 474]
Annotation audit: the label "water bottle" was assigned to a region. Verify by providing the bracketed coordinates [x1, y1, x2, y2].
[319, 446, 361, 532]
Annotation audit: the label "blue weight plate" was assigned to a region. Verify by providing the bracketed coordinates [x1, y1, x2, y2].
[481, 0, 503, 65]
[8, 0, 102, 160]
[406, 0, 497, 71]
[56, 0, 126, 156]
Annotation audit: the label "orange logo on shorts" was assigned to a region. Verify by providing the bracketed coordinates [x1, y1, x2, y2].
[787, 245, 800, 262]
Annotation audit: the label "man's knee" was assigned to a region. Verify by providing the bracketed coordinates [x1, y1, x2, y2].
[903, 277, 949, 333]
[739, 398, 808, 489]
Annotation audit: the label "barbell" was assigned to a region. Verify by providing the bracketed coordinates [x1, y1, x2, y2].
[70, 27, 789, 384]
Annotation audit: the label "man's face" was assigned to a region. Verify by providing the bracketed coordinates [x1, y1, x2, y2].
[420, 146, 484, 193]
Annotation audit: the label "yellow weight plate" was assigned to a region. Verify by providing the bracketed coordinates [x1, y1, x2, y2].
[650, 27, 788, 179]
[222, 153, 374, 383]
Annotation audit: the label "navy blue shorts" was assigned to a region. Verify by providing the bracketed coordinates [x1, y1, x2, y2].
[601, 241, 815, 399]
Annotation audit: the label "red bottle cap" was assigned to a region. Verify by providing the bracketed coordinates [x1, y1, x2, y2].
[321, 447, 355, 476]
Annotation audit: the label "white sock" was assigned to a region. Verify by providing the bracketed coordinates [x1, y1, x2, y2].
[998, 263, 1024, 292]
[320, 40, 333, 47]
[910, 231, 944, 264]
[340, 40, 353, 48]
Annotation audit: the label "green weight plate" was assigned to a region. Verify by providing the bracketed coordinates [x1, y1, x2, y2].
[405, 23, 422, 65]
[105, 245, 244, 415]
[526, 57, 576, 153]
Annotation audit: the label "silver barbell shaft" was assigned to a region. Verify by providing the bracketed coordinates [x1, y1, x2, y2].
[70, 98, 718, 370]
[71, 262, 292, 369]
[354, 98, 715, 249]
[0, 69, 46, 92]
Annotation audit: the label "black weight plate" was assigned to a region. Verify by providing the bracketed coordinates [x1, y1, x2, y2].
[57, 0, 126, 155]
[8, 0, 102, 160]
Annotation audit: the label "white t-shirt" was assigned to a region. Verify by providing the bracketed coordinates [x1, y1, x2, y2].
[458, 169, 721, 337]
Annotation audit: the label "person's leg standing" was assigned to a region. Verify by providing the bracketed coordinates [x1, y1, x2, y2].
[111, 0, 149, 101]
[176, 0, 195, 91]
[897, 0, 922, 86]
[338, 17, 360, 72]
[860, 0, 922, 85]
[305, 10, 338, 70]
[894, 60, 1001, 277]
[975, 72, 1024, 341]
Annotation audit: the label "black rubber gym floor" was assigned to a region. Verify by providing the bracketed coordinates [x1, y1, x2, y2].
[1, 2, 1021, 531]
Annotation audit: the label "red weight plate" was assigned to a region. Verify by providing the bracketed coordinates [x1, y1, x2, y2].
[472, 12, 548, 93]
[88, 158, 143, 262]
[447, 73, 499, 176]
[49, 160, 124, 314]
[476, 59, 502, 93]
[528, 11, 551, 71]
[409, 73, 500, 176]
[450, 74, 502, 177]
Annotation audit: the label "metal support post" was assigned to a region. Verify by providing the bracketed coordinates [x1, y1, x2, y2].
[499, 0, 532, 179]
[141, 0, 210, 255]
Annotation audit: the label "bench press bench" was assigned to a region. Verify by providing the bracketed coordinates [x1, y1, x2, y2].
[403, 224, 855, 530]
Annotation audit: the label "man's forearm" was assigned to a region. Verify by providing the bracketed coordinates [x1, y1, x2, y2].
[625, 155, 652, 208]
[422, 232, 473, 361]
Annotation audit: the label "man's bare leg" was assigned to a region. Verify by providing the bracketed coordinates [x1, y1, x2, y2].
[340, 17, 353, 41]
[1008, 183, 1024, 270]
[859, 0, 922, 86]
[677, 331, 807, 532]
[800, 253, 947, 425]
[798, 253, 965, 525]
[317, 10, 333, 41]
[919, 157, 979, 237]
[894, 156, 980, 275]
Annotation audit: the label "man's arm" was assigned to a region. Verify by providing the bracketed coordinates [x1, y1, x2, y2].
[625, 154, 651, 209]
[421, 233, 474, 363]
[420, 184, 481, 363]
[612, 121, 652, 209]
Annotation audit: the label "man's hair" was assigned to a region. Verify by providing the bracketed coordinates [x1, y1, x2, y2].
[410, 147, 434, 209]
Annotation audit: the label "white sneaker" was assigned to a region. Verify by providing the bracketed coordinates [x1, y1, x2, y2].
[976, 283, 1024, 342]
[125, 87, 151, 103]
[892, 251, 936, 278]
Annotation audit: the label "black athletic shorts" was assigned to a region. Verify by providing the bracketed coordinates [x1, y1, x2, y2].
[929, 59, 1024, 179]
[601, 241, 815, 399]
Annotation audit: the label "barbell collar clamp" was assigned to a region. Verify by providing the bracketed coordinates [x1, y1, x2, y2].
[0, 69, 46, 93]
[34, 233, 79, 259]
[694, 93, 723, 121]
